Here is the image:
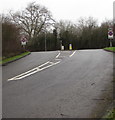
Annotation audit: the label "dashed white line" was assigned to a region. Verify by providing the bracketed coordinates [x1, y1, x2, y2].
[69, 51, 76, 57]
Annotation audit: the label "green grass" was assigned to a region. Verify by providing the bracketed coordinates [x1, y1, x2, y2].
[0, 51, 30, 65]
[104, 47, 115, 52]
[103, 108, 115, 119]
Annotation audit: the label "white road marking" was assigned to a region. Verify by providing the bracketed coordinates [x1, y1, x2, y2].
[49, 62, 54, 64]
[8, 61, 50, 81]
[38, 61, 50, 68]
[69, 51, 76, 57]
[56, 52, 60, 58]
[55, 58, 61, 61]
[8, 51, 76, 81]
[8, 61, 60, 81]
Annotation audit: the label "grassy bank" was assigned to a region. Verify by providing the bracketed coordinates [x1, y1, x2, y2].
[0, 51, 30, 65]
[104, 47, 115, 52]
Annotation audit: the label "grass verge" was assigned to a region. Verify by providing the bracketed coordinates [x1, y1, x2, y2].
[0, 51, 30, 65]
[103, 108, 115, 119]
[104, 47, 115, 52]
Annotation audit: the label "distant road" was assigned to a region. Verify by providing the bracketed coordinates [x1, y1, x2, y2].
[3, 49, 113, 118]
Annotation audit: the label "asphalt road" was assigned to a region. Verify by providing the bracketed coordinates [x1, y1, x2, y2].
[2, 49, 113, 118]
[3, 51, 58, 85]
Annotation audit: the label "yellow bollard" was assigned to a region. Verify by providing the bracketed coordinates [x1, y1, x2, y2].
[69, 44, 72, 50]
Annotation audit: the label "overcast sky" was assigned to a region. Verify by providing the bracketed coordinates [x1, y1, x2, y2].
[0, 0, 114, 24]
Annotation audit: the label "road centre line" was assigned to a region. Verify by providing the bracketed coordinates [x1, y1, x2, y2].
[69, 51, 76, 57]
[8, 61, 60, 81]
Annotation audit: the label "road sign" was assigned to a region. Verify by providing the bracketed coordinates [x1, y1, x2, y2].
[21, 36, 28, 46]
[61, 46, 64, 50]
[108, 31, 113, 36]
[108, 29, 113, 39]
[21, 41, 27, 46]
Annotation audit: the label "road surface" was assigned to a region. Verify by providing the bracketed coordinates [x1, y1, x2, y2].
[2, 49, 113, 118]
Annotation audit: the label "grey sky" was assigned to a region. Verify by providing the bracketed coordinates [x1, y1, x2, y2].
[0, 0, 114, 24]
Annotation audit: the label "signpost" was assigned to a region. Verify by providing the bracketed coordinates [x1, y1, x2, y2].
[108, 28, 113, 47]
[21, 36, 28, 49]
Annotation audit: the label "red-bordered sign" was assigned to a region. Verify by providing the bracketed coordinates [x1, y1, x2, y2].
[108, 28, 113, 39]
[108, 31, 113, 36]
[21, 36, 28, 45]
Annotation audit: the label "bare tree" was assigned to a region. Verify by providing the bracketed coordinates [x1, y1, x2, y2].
[77, 17, 98, 30]
[10, 2, 55, 40]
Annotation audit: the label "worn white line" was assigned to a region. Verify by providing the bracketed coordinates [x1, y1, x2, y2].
[69, 51, 76, 57]
[8, 61, 60, 81]
[56, 52, 60, 58]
